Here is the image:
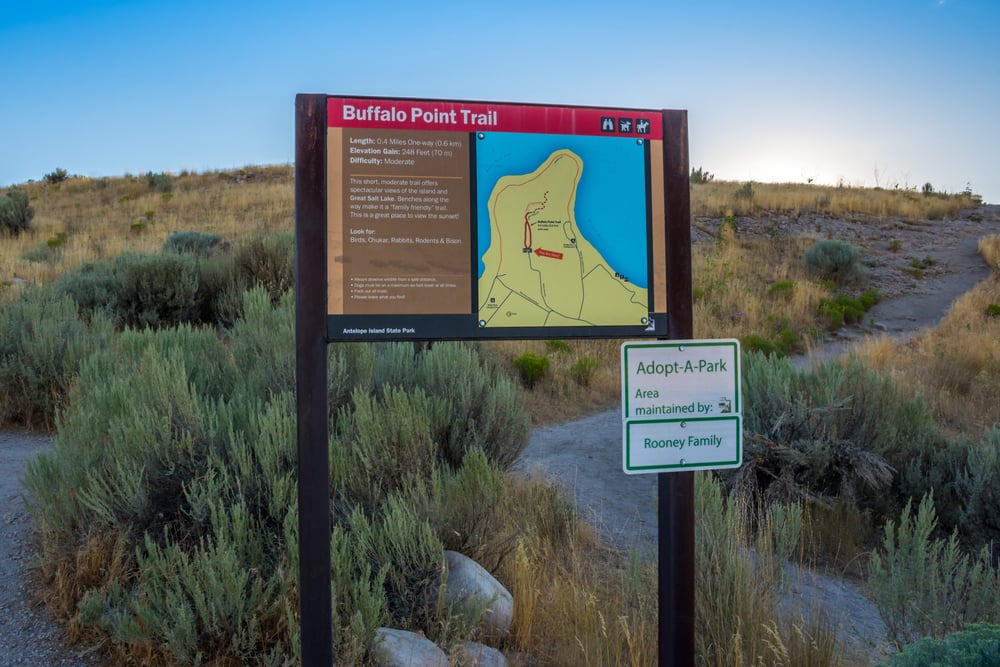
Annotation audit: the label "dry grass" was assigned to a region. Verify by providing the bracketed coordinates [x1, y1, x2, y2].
[693, 228, 828, 343]
[855, 269, 1000, 439]
[1, 167, 293, 299]
[484, 339, 624, 424]
[693, 181, 980, 220]
[500, 475, 658, 666]
[979, 234, 1000, 270]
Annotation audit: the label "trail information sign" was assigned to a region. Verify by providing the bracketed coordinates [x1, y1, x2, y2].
[621, 340, 742, 473]
[297, 94, 696, 666]
[326, 96, 669, 341]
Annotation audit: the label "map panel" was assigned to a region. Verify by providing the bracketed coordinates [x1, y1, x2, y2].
[477, 133, 650, 328]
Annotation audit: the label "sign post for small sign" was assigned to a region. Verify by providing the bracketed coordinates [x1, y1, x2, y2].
[295, 94, 695, 665]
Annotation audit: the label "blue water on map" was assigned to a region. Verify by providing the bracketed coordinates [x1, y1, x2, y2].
[475, 132, 648, 289]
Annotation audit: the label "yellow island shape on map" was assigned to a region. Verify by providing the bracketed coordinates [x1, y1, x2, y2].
[478, 148, 649, 328]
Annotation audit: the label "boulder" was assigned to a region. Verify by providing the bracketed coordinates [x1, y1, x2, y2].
[450, 640, 509, 667]
[370, 628, 447, 667]
[443, 550, 514, 638]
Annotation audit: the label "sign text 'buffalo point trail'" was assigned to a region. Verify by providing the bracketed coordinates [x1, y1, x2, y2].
[621, 340, 742, 474]
[326, 95, 671, 341]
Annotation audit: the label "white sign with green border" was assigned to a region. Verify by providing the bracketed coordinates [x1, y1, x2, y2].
[621, 339, 742, 474]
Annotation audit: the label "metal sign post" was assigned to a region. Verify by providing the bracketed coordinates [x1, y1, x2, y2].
[294, 93, 333, 666]
[661, 109, 694, 667]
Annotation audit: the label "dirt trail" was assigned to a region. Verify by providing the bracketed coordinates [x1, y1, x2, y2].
[0, 432, 101, 666]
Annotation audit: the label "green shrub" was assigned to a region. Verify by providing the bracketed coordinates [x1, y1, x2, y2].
[766, 280, 796, 299]
[369, 342, 530, 470]
[513, 352, 549, 388]
[740, 334, 779, 357]
[869, 495, 1000, 650]
[26, 340, 299, 663]
[955, 429, 1000, 550]
[906, 256, 936, 279]
[817, 290, 879, 330]
[399, 447, 511, 570]
[804, 239, 861, 283]
[732, 353, 941, 512]
[545, 339, 572, 354]
[233, 232, 294, 303]
[775, 324, 800, 356]
[110, 252, 203, 328]
[985, 303, 1000, 318]
[146, 171, 173, 193]
[859, 287, 882, 310]
[0, 286, 112, 427]
[0, 188, 34, 235]
[734, 181, 755, 201]
[56, 261, 117, 321]
[228, 288, 295, 399]
[23, 297, 530, 663]
[44, 167, 69, 184]
[162, 230, 227, 257]
[877, 624, 1000, 667]
[570, 354, 600, 386]
[690, 166, 714, 184]
[21, 242, 61, 264]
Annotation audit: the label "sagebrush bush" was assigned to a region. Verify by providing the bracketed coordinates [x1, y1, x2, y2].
[233, 232, 294, 302]
[24, 294, 530, 664]
[725, 352, 899, 501]
[877, 624, 1000, 667]
[403, 342, 529, 469]
[162, 230, 227, 257]
[0, 188, 34, 235]
[869, 495, 1000, 649]
[805, 239, 861, 283]
[0, 286, 112, 427]
[110, 252, 204, 328]
[732, 352, 945, 517]
[21, 242, 61, 264]
[954, 429, 1000, 549]
[145, 171, 173, 193]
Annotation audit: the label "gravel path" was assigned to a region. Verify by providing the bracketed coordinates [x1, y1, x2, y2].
[0, 432, 103, 666]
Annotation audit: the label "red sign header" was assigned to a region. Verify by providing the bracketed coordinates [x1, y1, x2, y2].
[328, 97, 662, 140]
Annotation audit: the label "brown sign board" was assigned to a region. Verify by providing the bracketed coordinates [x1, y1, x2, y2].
[324, 95, 670, 341]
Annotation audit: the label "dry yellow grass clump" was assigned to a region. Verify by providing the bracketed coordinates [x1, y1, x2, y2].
[692, 227, 828, 342]
[1, 166, 293, 291]
[857, 253, 1000, 438]
[692, 180, 980, 220]
[979, 234, 1000, 270]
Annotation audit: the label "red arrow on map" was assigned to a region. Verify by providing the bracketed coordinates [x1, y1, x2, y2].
[534, 248, 564, 260]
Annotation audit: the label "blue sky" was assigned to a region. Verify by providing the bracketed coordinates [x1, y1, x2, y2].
[2, 0, 998, 203]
